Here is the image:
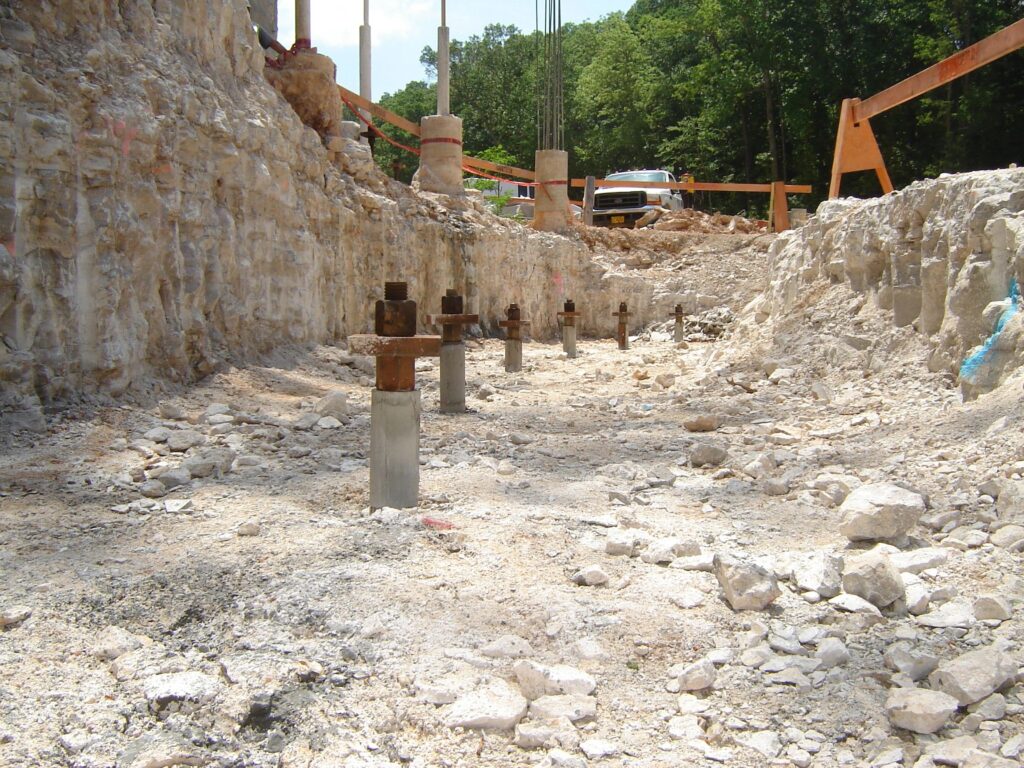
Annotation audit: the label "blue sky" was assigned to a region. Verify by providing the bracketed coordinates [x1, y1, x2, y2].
[276, 1, 635, 98]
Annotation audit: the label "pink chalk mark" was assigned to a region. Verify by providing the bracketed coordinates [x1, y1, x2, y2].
[106, 118, 138, 157]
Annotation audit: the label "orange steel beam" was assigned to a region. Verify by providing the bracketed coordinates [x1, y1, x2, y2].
[832, 18, 1024, 199]
[569, 179, 812, 194]
[854, 18, 1024, 122]
[337, 84, 536, 181]
[463, 156, 536, 181]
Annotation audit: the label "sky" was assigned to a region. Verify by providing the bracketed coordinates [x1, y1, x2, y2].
[276, 1, 635, 98]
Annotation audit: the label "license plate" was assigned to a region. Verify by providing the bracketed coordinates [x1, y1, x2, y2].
[611, 215, 625, 224]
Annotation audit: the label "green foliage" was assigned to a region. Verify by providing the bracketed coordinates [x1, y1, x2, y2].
[370, 1, 1024, 209]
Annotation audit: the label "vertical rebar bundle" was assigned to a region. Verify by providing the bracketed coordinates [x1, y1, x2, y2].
[537, 0, 564, 151]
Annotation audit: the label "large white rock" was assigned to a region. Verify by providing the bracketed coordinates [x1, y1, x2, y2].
[444, 679, 528, 730]
[885, 687, 959, 734]
[528, 694, 597, 723]
[838, 483, 926, 541]
[842, 551, 905, 608]
[513, 660, 596, 700]
[792, 552, 842, 598]
[676, 658, 717, 691]
[640, 537, 700, 564]
[930, 648, 1019, 706]
[713, 554, 781, 611]
[142, 671, 222, 705]
[481, 635, 534, 659]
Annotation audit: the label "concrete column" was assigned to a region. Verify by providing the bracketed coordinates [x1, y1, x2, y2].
[359, 0, 372, 139]
[534, 149, 570, 232]
[505, 339, 523, 373]
[674, 320, 685, 343]
[294, 0, 311, 46]
[416, 114, 464, 196]
[437, 26, 451, 116]
[563, 325, 577, 358]
[369, 389, 421, 509]
[439, 342, 466, 413]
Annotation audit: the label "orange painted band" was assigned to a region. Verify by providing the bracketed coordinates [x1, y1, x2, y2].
[421, 137, 463, 146]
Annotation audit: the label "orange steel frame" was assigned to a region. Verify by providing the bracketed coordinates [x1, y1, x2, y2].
[337, 85, 812, 230]
[829, 18, 1024, 199]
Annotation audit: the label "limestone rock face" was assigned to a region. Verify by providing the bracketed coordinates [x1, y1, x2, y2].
[0, 0, 682, 408]
[838, 484, 926, 542]
[755, 170, 1024, 398]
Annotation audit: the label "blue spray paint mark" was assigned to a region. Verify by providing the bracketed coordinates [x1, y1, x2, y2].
[960, 278, 1020, 381]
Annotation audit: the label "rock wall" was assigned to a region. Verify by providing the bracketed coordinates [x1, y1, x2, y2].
[0, 0, 689, 424]
[750, 170, 1024, 398]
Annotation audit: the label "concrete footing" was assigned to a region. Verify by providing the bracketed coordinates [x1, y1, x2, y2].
[369, 389, 421, 509]
[563, 325, 577, 358]
[533, 149, 570, 233]
[505, 339, 523, 373]
[439, 342, 466, 413]
[416, 114, 464, 196]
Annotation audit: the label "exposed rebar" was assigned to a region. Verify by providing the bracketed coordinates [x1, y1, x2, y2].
[537, 0, 564, 151]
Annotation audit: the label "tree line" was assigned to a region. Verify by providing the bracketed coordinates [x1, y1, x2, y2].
[363, 0, 1024, 213]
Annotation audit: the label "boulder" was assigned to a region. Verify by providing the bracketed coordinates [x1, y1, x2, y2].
[930, 648, 1018, 706]
[885, 688, 959, 734]
[839, 483, 926, 542]
[842, 551, 904, 608]
[714, 554, 781, 611]
[444, 679, 528, 730]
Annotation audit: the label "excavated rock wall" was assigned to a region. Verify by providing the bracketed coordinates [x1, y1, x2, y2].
[752, 170, 1024, 398]
[0, 0, 685, 423]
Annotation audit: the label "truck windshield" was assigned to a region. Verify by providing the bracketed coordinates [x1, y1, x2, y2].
[606, 171, 670, 183]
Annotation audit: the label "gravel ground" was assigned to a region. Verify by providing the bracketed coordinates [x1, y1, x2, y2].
[1, 321, 1022, 768]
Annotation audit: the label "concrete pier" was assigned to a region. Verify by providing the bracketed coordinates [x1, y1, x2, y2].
[426, 289, 478, 414]
[440, 342, 466, 412]
[563, 325, 577, 358]
[505, 339, 523, 373]
[671, 304, 686, 342]
[499, 303, 529, 373]
[557, 299, 581, 359]
[369, 389, 421, 509]
[417, 114, 464, 196]
[534, 149, 570, 233]
[349, 282, 441, 510]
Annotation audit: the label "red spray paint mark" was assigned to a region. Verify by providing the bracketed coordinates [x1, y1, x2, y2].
[421, 516, 455, 530]
[1, 236, 14, 254]
[552, 272, 564, 293]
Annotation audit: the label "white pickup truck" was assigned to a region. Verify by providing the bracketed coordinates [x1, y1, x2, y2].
[591, 170, 683, 228]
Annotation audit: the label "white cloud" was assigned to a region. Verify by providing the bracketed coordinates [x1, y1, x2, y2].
[278, 0, 437, 49]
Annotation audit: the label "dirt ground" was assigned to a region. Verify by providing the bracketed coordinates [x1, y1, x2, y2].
[2, 290, 1023, 768]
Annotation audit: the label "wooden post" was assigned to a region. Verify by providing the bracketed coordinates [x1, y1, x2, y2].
[583, 175, 596, 227]
[771, 181, 790, 232]
[828, 98, 894, 200]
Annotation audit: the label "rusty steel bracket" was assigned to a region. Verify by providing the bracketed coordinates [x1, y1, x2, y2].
[612, 301, 632, 349]
[425, 289, 479, 343]
[498, 303, 531, 341]
[556, 298, 581, 327]
[349, 281, 441, 391]
[669, 304, 687, 323]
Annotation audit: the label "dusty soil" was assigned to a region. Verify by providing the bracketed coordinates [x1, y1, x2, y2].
[2, 305, 1023, 767]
